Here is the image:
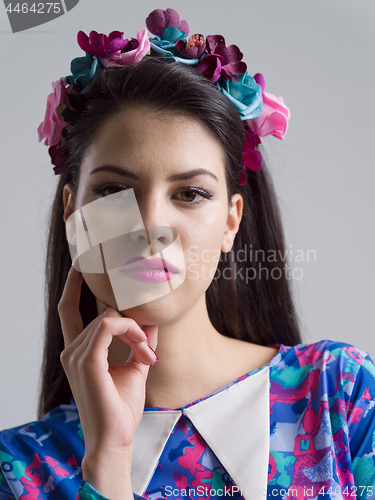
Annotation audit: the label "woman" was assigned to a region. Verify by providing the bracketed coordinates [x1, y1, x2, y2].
[1, 8, 374, 500]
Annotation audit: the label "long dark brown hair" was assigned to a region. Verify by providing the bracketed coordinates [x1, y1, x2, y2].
[38, 57, 302, 418]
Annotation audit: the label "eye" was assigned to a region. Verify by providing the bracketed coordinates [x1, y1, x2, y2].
[92, 182, 128, 198]
[174, 186, 213, 204]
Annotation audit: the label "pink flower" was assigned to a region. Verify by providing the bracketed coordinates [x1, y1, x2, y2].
[101, 29, 150, 68]
[77, 30, 129, 58]
[37, 78, 70, 147]
[249, 73, 290, 139]
[146, 8, 189, 38]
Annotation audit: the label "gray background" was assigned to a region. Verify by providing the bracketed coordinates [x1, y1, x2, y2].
[0, 0, 374, 430]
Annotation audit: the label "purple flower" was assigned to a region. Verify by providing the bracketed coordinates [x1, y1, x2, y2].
[197, 35, 246, 83]
[240, 129, 262, 184]
[222, 45, 247, 81]
[206, 35, 232, 64]
[49, 144, 67, 175]
[146, 8, 189, 38]
[121, 38, 139, 52]
[196, 54, 223, 83]
[77, 30, 129, 58]
[175, 34, 206, 59]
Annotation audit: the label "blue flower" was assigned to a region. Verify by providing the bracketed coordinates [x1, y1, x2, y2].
[66, 54, 104, 93]
[217, 72, 263, 120]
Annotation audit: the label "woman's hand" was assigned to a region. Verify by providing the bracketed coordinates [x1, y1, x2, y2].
[58, 264, 158, 499]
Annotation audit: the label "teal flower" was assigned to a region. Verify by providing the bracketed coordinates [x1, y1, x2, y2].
[149, 26, 187, 56]
[217, 72, 263, 120]
[66, 54, 104, 93]
[162, 27, 186, 44]
[149, 40, 199, 65]
[149, 17, 192, 63]
[149, 29, 200, 65]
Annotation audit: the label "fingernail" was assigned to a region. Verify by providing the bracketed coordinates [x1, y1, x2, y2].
[148, 345, 159, 361]
[140, 328, 149, 338]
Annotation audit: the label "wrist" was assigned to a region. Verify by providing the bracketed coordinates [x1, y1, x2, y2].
[82, 447, 134, 500]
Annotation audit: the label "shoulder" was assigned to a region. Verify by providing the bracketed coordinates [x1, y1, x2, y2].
[270, 339, 375, 398]
[0, 399, 82, 449]
[0, 399, 84, 498]
[278, 338, 369, 361]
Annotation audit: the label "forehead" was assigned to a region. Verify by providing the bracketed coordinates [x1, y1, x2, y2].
[80, 105, 226, 181]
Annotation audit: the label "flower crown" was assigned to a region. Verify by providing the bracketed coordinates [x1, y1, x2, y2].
[38, 8, 290, 184]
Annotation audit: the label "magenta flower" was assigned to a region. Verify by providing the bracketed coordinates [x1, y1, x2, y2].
[37, 78, 72, 147]
[77, 30, 129, 58]
[101, 29, 150, 68]
[176, 34, 206, 59]
[249, 73, 291, 139]
[146, 8, 189, 38]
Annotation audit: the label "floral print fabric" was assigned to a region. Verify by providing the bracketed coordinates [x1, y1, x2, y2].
[1, 340, 375, 500]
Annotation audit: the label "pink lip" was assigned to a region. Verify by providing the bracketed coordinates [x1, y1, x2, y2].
[119, 256, 179, 283]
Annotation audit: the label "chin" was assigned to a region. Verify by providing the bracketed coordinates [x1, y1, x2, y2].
[118, 293, 182, 325]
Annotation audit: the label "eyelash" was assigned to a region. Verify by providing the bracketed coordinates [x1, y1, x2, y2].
[91, 182, 214, 205]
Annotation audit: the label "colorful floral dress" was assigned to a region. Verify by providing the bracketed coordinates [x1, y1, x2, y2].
[1, 340, 375, 500]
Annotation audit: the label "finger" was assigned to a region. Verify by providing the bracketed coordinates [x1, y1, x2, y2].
[123, 336, 158, 366]
[87, 317, 156, 368]
[67, 307, 123, 355]
[104, 310, 158, 352]
[58, 265, 84, 347]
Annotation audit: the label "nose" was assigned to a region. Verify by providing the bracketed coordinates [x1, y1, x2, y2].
[130, 225, 176, 255]
[129, 196, 176, 255]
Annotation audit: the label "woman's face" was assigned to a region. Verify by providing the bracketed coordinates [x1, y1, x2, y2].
[63, 105, 243, 325]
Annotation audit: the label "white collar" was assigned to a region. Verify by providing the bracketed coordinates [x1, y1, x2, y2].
[132, 365, 270, 500]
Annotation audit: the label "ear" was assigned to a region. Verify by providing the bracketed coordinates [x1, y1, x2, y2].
[63, 184, 75, 222]
[63, 184, 76, 245]
[221, 193, 243, 254]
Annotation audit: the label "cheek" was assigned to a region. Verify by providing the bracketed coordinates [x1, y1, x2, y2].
[182, 207, 227, 282]
[82, 272, 117, 309]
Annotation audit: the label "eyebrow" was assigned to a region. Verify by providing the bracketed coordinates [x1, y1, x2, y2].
[90, 165, 219, 183]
